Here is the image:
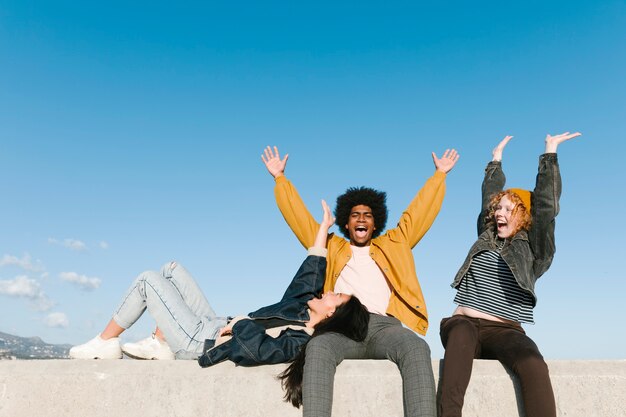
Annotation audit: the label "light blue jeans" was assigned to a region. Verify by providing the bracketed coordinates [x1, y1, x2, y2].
[113, 261, 228, 359]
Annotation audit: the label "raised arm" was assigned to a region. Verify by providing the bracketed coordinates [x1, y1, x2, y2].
[276, 200, 332, 301]
[478, 136, 511, 235]
[217, 201, 332, 339]
[263, 146, 321, 248]
[390, 149, 459, 247]
[530, 131, 581, 277]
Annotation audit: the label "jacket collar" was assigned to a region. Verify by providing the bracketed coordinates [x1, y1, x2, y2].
[479, 228, 529, 244]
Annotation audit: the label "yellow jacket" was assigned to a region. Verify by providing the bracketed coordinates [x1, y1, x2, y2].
[274, 170, 447, 335]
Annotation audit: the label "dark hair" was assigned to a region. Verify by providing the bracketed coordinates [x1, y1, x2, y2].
[278, 296, 370, 408]
[334, 187, 388, 239]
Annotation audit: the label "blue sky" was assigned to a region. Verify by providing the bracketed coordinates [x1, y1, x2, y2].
[1, 1, 624, 359]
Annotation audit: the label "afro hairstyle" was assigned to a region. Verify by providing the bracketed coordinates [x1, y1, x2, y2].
[334, 186, 388, 239]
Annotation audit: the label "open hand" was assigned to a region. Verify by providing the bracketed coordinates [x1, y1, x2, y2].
[545, 132, 582, 153]
[432, 149, 460, 173]
[492, 135, 513, 161]
[320, 200, 335, 230]
[261, 146, 288, 178]
[313, 199, 335, 249]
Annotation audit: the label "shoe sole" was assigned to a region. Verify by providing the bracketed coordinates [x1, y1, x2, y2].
[122, 350, 173, 360]
[70, 355, 123, 360]
[122, 351, 153, 360]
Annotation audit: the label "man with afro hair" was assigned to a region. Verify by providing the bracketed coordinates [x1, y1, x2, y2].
[262, 145, 459, 417]
[334, 186, 388, 241]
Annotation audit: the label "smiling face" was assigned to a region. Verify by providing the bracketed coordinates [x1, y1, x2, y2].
[494, 195, 520, 238]
[345, 205, 376, 246]
[307, 291, 352, 318]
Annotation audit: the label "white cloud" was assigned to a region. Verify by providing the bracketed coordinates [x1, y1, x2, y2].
[0, 275, 42, 298]
[48, 238, 87, 251]
[60, 271, 101, 291]
[44, 312, 69, 328]
[0, 253, 44, 272]
[99, 241, 109, 250]
[0, 275, 55, 311]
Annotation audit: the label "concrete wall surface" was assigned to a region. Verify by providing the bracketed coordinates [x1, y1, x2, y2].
[0, 360, 623, 417]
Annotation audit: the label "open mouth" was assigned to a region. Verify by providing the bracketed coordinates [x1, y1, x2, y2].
[496, 220, 511, 236]
[354, 226, 368, 238]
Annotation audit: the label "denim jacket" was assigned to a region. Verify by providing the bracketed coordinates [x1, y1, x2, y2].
[451, 153, 561, 305]
[198, 255, 325, 367]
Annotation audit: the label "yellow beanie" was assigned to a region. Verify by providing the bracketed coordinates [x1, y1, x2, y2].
[506, 188, 532, 212]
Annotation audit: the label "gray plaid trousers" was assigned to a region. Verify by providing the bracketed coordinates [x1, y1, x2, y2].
[303, 313, 436, 417]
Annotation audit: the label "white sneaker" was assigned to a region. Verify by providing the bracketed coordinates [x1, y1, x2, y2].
[69, 335, 123, 359]
[121, 334, 175, 360]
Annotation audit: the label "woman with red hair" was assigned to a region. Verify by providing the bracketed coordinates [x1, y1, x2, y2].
[438, 132, 581, 417]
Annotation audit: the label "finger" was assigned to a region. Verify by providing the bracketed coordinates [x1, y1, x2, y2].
[273, 146, 280, 158]
[264, 146, 272, 160]
[283, 154, 289, 164]
[431, 152, 438, 163]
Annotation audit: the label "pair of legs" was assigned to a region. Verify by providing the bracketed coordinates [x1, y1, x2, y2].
[303, 313, 436, 417]
[438, 315, 556, 417]
[102, 261, 228, 357]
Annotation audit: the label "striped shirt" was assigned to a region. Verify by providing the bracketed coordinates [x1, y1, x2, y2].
[454, 250, 534, 323]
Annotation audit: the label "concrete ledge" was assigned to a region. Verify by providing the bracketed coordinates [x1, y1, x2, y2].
[0, 360, 624, 417]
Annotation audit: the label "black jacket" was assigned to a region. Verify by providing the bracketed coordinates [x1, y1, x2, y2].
[451, 153, 561, 304]
[198, 255, 325, 367]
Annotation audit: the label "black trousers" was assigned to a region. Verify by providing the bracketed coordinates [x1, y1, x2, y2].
[438, 315, 556, 417]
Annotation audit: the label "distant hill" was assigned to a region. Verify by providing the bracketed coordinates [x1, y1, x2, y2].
[0, 331, 71, 359]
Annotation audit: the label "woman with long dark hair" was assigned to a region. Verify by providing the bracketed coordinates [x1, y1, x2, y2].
[279, 289, 369, 407]
[69, 200, 370, 368]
